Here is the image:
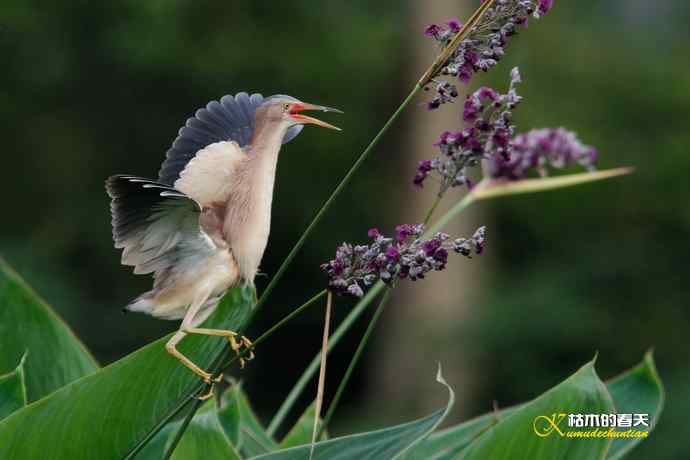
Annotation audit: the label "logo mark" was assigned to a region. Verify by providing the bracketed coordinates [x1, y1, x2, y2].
[533, 413, 567, 437]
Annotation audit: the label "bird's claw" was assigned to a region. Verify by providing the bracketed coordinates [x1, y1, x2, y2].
[197, 383, 216, 401]
[227, 334, 255, 368]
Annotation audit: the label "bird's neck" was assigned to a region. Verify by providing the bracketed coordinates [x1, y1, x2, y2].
[245, 119, 289, 204]
[224, 120, 288, 282]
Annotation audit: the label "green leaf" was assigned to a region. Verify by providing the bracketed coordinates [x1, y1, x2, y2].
[0, 286, 254, 460]
[404, 354, 664, 460]
[0, 258, 98, 401]
[606, 351, 664, 460]
[279, 402, 328, 449]
[219, 383, 279, 456]
[471, 168, 633, 201]
[249, 366, 455, 460]
[460, 359, 614, 460]
[0, 353, 27, 421]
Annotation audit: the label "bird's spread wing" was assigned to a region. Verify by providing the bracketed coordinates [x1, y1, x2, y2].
[173, 141, 245, 206]
[158, 92, 304, 185]
[106, 175, 217, 281]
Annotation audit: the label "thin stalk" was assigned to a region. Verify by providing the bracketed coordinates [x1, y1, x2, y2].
[424, 195, 443, 225]
[426, 191, 476, 236]
[163, 397, 204, 460]
[267, 281, 386, 436]
[309, 291, 332, 460]
[317, 288, 392, 439]
[245, 290, 328, 353]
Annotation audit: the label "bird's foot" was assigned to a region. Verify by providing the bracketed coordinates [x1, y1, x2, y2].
[197, 383, 216, 401]
[228, 334, 255, 368]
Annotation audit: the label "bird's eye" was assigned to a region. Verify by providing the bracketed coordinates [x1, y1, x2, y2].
[283, 103, 291, 112]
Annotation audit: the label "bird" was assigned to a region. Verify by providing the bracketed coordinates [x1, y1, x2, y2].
[106, 93, 341, 395]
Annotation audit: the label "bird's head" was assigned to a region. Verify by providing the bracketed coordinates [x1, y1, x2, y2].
[258, 96, 342, 131]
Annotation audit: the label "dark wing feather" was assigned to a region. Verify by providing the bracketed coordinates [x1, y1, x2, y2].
[158, 92, 304, 185]
[105, 175, 216, 277]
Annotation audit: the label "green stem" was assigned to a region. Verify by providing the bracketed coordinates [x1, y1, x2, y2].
[254, 290, 328, 348]
[163, 397, 204, 460]
[266, 281, 386, 436]
[424, 195, 442, 225]
[317, 289, 392, 439]
[426, 192, 476, 236]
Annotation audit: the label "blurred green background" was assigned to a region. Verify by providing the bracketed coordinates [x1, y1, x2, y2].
[0, 1, 688, 458]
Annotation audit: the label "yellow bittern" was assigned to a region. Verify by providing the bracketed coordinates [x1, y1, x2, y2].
[106, 93, 341, 391]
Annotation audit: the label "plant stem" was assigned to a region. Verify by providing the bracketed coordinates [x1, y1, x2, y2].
[163, 396, 204, 460]
[424, 195, 443, 225]
[266, 281, 386, 436]
[317, 288, 392, 439]
[426, 192, 476, 236]
[242, 290, 328, 355]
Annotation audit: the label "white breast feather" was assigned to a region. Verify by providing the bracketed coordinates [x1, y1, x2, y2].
[174, 141, 245, 206]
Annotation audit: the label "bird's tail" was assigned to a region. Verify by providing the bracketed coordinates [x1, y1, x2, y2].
[123, 291, 156, 315]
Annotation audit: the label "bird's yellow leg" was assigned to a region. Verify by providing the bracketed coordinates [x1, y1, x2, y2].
[165, 331, 216, 383]
[183, 327, 255, 367]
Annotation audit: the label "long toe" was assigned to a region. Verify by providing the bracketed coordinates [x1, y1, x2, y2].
[197, 384, 215, 401]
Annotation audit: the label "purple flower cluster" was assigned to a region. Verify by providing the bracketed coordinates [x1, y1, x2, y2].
[415, 68, 600, 193]
[415, 68, 523, 192]
[424, 0, 554, 110]
[321, 225, 486, 297]
[487, 128, 598, 180]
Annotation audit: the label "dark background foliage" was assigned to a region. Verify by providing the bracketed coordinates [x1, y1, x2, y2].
[0, 1, 688, 458]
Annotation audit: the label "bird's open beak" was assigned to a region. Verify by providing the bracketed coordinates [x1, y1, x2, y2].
[290, 103, 343, 131]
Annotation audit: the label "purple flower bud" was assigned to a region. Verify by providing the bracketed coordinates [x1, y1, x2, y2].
[422, 238, 441, 255]
[385, 246, 401, 261]
[537, 0, 554, 17]
[447, 19, 462, 33]
[424, 24, 441, 37]
[368, 228, 380, 239]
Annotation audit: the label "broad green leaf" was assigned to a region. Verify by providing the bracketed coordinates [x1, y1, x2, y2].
[0, 258, 98, 401]
[606, 352, 664, 460]
[0, 286, 254, 460]
[0, 353, 27, 421]
[460, 360, 614, 460]
[219, 383, 279, 456]
[249, 367, 455, 460]
[280, 402, 328, 449]
[470, 168, 633, 201]
[404, 353, 663, 460]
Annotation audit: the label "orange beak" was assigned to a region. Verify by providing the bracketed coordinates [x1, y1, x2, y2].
[289, 103, 342, 131]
